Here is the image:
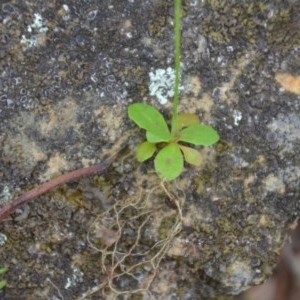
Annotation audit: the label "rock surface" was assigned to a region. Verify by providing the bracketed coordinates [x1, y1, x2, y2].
[0, 0, 300, 299]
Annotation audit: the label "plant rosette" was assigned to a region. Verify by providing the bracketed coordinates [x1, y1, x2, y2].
[128, 103, 219, 180]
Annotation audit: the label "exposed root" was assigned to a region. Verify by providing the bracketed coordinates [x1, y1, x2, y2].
[47, 278, 64, 300]
[77, 181, 184, 299]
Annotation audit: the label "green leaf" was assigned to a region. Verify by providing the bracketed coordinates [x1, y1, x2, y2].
[128, 103, 172, 142]
[179, 124, 219, 146]
[145, 131, 171, 143]
[136, 141, 156, 162]
[0, 268, 7, 275]
[179, 145, 203, 166]
[0, 279, 7, 289]
[174, 113, 200, 131]
[154, 143, 183, 181]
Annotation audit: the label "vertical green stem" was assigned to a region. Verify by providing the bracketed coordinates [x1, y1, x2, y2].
[171, 0, 181, 135]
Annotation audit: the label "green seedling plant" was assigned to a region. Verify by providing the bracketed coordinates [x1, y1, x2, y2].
[127, 0, 219, 180]
[0, 267, 7, 290]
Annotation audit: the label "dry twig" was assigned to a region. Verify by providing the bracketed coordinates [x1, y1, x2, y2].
[0, 145, 127, 222]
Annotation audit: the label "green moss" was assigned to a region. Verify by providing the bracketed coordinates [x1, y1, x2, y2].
[148, 1, 172, 37]
[132, 66, 148, 97]
[267, 7, 300, 52]
[129, 293, 144, 300]
[201, 1, 267, 44]
[215, 141, 232, 154]
[200, 0, 300, 52]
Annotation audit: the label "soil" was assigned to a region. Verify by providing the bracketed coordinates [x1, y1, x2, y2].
[0, 0, 300, 299]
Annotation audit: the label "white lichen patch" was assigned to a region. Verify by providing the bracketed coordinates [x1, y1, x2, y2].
[233, 110, 242, 126]
[0, 185, 11, 205]
[65, 266, 83, 289]
[149, 66, 184, 104]
[0, 233, 7, 246]
[20, 35, 38, 48]
[27, 13, 48, 33]
[20, 13, 48, 49]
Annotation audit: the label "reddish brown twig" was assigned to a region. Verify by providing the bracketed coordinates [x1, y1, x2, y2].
[0, 146, 126, 223]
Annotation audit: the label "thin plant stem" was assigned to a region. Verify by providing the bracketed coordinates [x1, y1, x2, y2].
[171, 0, 181, 135]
